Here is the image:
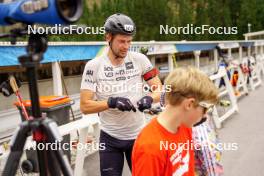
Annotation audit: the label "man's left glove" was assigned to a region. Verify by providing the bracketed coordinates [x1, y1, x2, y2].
[137, 96, 153, 112]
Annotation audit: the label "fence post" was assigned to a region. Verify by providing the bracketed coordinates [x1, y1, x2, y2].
[210, 66, 238, 128]
[168, 54, 174, 72]
[52, 61, 63, 95]
[194, 50, 201, 69]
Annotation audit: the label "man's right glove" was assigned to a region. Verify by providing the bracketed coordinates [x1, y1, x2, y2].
[0, 77, 21, 97]
[0, 81, 12, 97]
[107, 97, 137, 112]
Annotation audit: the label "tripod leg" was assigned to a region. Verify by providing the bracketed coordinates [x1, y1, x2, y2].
[52, 149, 73, 176]
[42, 119, 73, 176]
[2, 121, 31, 176]
[46, 148, 62, 176]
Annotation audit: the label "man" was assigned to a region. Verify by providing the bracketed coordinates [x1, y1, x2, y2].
[132, 67, 218, 176]
[80, 13, 162, 176]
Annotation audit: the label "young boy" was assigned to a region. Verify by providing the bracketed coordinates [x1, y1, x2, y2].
[132, 67, 218, 176]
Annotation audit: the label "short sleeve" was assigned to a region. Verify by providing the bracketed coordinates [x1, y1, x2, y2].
[139, 54, 160, 81]
[139, 53, 154, 75]
[80, 60, 98, 92]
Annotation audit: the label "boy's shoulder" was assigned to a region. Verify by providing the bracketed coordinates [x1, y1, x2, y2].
[135, 118, 193, 151]
[134, 118, 166, 154]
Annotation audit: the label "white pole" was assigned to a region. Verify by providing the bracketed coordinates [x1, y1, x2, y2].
[247, 47, 251, 57]
[239, 46, 243, 62]
[168, 54, 174, 72]
[214, 49, 218, 71]
[74, 126, 89, 176]
[194, 50, 201, 69]
[255, 45, 258, 55]
[245, 36, 248, 41]
[150, 56, 156, 67]
[52, 61, 63, 95]
[228, 48, 232, 58]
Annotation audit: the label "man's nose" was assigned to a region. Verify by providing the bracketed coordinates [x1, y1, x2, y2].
[123, 42, 130, 50]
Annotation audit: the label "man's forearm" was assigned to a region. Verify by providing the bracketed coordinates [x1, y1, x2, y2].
[146, 76, 163, 104]
[149, 91, 161, 103]
[80, 100, 109, 114]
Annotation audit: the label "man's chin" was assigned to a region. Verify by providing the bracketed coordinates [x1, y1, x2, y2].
[115, 55, 126, 60]
[120, 53, 127, 58]
[119, 51, 128, 57]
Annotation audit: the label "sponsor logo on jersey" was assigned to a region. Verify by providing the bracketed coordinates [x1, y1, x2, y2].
[85, 79, 95, 84]
[105, 72, 114, 77]
[146, 66, 154, 72]
[116, 76, 126, 81]
[99, 78, 114, 82]
[125, 62, 134, 70]
[129, 73, 140, 79]
[116, 69, 125, 76]
[104, 66, 113, 71]
[104, 66, 114, 77]
[86, 70, 93, 76]
[126, 69, 138, 75]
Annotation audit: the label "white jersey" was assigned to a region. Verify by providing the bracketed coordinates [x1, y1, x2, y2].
[81, 51, 154, 140]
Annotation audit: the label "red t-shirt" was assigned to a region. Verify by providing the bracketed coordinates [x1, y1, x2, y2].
[132, 117, 195, 176]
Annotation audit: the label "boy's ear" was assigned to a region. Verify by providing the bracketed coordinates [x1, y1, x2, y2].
[184, 98, 196, 111]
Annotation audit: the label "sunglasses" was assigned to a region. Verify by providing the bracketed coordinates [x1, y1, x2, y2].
[198, 101, 214, 114]
[161, 91, 215, 114]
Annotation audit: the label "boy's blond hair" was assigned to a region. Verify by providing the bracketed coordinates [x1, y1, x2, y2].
[165, 67, 218, 106]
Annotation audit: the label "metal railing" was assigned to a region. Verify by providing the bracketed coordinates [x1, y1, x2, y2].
[1, 39, 264, 175]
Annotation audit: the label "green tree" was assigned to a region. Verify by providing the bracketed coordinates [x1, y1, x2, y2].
[178, 0, 193, 40]
[194, 0, 209, 40]
[39, 0, 264, 41]
[207, 0, 233, 40]
[238, 0, 260, 38]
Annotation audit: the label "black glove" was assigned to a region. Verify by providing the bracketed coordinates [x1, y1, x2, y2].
[137, 96, 153, 112]
[0, 77, 21, 97]
[107, 97, 136, 112]
[0, 80, 13, 97]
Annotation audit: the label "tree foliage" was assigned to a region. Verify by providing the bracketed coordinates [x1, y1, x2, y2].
[46, 0, 264, 41]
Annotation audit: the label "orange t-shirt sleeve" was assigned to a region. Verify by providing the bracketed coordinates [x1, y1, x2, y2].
[132, 150, 165, 176]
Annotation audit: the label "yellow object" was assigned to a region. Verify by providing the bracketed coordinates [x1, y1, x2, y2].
[220, 100, 231, 107]
[216, 152, 221, 161]
[172, 54, 178, 68]
[3, 142, 9, 151]
[234, 90, 240, 97]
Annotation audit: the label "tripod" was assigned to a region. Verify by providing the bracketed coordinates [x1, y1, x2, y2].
[1, 33, 73, 176]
